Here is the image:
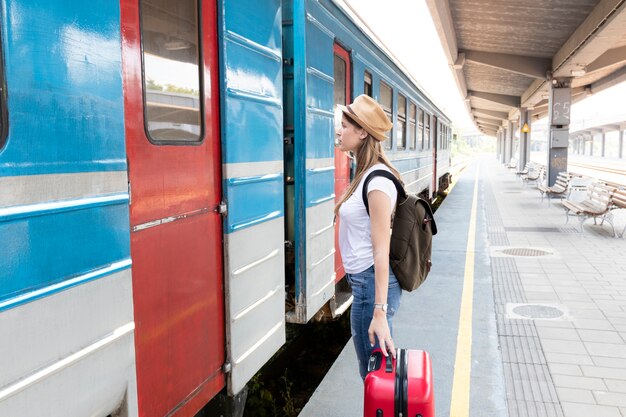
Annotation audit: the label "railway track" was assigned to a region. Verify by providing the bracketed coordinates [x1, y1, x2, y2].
[569, 161, 626, 176]
[530, 154, 626, 187]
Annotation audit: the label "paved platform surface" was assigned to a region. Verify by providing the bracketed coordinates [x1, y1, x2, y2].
[299, 156, 626, 417]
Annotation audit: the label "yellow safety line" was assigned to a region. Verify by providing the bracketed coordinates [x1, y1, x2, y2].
[449, 165, 479, 417]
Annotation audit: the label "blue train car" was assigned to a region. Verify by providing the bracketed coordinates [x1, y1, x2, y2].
[0, 0, 452, 415]
[283, 0, 452, 324]
[0, 1, 137, 415]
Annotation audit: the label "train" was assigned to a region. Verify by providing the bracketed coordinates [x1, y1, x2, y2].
[0, 0, 451, 416]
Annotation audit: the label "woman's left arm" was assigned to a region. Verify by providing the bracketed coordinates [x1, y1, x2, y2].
[367, 189, 395, 358]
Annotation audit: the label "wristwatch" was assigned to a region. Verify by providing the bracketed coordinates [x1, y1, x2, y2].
[373, 303, 388, 312]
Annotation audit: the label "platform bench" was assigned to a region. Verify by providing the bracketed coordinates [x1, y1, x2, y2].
[538, 171, 570, 203]
[516, 162, 531, 176]
[521, 165, 544, 186]
[610, 187, 626, 238]
[562, 182, 617, 235]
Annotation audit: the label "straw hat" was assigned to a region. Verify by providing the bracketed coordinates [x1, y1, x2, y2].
[339, 94, 392, 142]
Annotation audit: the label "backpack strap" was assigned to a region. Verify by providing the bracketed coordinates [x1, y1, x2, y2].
[417, 198, 438, 235]
[362, 169, 407, 216]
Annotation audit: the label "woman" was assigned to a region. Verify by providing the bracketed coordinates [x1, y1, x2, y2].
[336, 94, 403, 380]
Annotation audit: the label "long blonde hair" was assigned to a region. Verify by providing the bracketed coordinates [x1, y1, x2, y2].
[334, 122, 403, 216]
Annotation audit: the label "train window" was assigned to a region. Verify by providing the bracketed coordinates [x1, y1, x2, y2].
[364, 71, 372, 97]
[397, 94, 406, 150]
[408, 103, 416, 150]
[418, 108, 424, 150]
[334, 55, 347, 106]
[424, 113, 431, 149]
[379, 81, 393, 149]
[0, 33, 6, 149]
[140, 0, 203, 144]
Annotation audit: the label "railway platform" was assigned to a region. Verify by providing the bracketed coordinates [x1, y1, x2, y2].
[299, 156, 626, 417]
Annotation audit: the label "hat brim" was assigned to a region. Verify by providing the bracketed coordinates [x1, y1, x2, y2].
[338, 104, 388, 142]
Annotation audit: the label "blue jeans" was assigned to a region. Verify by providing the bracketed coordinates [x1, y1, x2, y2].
[345, 264, 402, 380]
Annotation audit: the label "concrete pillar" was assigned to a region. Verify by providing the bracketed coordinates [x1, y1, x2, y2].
[547, 80, 571, 186]
[601, 132, 606, 157]
[590, 135, 594, 156]
[507, 121, 514, 163]
[496, 131, 500, 161]
[518, 108, 530, 170]
[619, 130, 624, 159]
[503, 127, 509, 163]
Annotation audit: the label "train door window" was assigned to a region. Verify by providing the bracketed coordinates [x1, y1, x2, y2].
[140, 0, 203, 144]
[424, 113, 431, 149]
[334, 54, 347, 107]
[418, 108, 424, 150]
[397, 94, 406, 150]
[379, 80, 393, 149]
[0, 34, 6, 149]
[408, 102, 416, 150]
[364, 71, 372, 97]
[441, 124, 446, 149]
[438, 122, 442, 148]
[441, 125, 444, 149]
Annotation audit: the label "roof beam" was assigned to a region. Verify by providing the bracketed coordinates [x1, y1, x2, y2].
[425, 0, 458, 65]
[531, 109, 549, 120]
[590, 63, 626, 94]
[477, 125, 500, 134]
[522, 2, 626, 107]
[553, 0, 626, 76]
[472, 108, 509, 120]
[425, 0, 470, 106]
[469, 91, 521, 108]
[586, 45, 626, 73]
[464, 50, 550, 79]
[475, 117, 503, 128]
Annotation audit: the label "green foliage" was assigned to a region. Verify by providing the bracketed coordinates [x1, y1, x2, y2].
[280, 371, 296, 417]
[452, 135, 496, 158]
[245, 374, 278, 417]
[145, 78, 199, 96]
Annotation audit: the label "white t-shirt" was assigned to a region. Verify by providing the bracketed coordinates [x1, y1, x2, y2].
[338, 163, 398, 274]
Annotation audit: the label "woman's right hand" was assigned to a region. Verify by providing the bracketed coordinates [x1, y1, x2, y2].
[368, 310, 396, 358]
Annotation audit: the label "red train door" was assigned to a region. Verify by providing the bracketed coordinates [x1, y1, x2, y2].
[333, 44, 351, 282]
[121, 1, 224, 416]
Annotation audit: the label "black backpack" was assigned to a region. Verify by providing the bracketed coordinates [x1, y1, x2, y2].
[362, 170, 437, 292]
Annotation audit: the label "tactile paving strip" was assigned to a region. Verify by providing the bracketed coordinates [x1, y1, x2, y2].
[484, 182, 565, 417]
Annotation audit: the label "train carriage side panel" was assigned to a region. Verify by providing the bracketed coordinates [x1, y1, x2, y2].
[282, 0, 453, 324]
[121, 0, 225, 415]
[218, 0, 286, 395]
[316, 0, 446, 198]
[0, 1, 137, 416]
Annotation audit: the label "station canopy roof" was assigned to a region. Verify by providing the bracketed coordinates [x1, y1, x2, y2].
[426, 0, 626, 136]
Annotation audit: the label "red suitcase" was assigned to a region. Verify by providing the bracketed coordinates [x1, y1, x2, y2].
[364, 348, 434, 417]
